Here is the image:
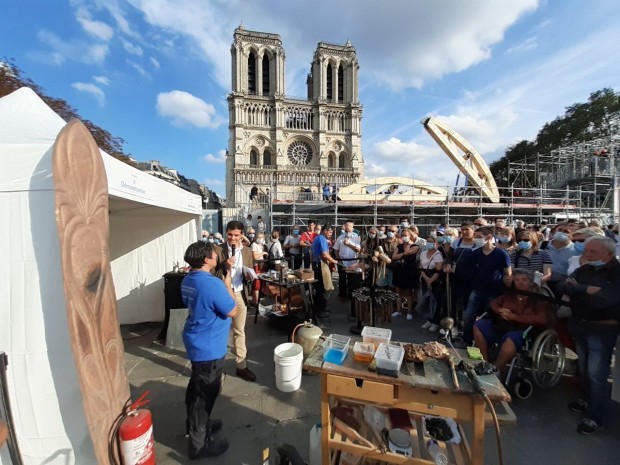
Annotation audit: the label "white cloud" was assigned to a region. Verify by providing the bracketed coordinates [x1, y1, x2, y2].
[150, 57, 160, 68]
[126, 0, 539, 92]
[156, 90, 220, 128]
[203, 150, 226, 164]
[72, 82, 105, 106]
[127, 60, 150, 78]
[122, 39, 143, 56]
[37, 30, 109, 65]
[505, 36, 538, 54]
[75, 6, 114, 41]
[93, 75, 110, 86]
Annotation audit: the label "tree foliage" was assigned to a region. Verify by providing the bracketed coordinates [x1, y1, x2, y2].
[489, 88, 620, 186]
[0, 58, 135, 166]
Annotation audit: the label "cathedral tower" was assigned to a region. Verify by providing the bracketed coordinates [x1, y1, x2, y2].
[226, 26, 364, 205]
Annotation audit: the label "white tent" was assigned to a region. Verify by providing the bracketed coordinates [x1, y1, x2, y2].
[0, 88, 202, 464]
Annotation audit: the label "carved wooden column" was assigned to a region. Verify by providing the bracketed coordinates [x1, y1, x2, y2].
[52, 119, 130, 465]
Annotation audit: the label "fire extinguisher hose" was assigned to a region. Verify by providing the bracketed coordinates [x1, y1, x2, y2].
[108, 391, 151, 465]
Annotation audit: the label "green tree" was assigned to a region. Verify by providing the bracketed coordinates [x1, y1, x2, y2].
[0, 58, 134, 166]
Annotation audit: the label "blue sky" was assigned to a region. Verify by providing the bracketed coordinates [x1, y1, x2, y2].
[2, 0, 619, 197]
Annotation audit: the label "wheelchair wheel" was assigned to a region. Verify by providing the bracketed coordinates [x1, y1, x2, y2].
[531, 329, 566, 388]
[514, 378, 534, 400]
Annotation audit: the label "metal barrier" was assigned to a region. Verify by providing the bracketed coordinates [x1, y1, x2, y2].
[0, 352, 22, 464]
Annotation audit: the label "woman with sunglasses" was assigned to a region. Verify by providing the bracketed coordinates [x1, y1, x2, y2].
[509, 230, 552, 285]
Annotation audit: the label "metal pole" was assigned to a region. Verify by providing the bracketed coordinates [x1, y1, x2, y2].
[1, 352, 24, 464]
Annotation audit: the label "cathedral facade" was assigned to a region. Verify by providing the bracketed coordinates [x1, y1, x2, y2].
[226, 26, 364, 205]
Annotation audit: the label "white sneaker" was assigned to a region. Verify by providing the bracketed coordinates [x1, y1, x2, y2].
[428, 324, 439, 332]
[392, 311, 402, 317]
[421, 321, 432, 330]
[406, 314, 413, 321]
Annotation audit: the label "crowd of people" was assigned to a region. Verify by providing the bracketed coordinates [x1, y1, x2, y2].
[182, 215, 619, 457]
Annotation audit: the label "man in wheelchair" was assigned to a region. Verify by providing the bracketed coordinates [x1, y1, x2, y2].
[473, 268, 551, 374]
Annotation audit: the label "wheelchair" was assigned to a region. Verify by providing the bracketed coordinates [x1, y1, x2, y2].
[480, 285, 567, 400]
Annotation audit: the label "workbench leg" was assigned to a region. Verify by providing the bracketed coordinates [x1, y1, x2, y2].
[321, 373, 330, 465]
[471, 398, 486, 465]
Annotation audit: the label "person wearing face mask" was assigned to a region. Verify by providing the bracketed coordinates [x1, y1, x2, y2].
[207, 235, 215, 244]
[283, 225, 302, 270]
[250, 232, 268, 305]
[397, 217, 410, 237]
[377, 225, 399, 289]
[496, 227, 516, 252]
[362, 227, 380, 256]
[461, 226, 512, 345]
[562, 236, 620, 435]
[547, 223, 579, 294]
[213, 232, 224, 245]
[201, 230, 210, 242]
[256, 215, 266, 234]
[391, 228, 420, 320]
[420, 236, 444, 332]
[444, 221, 477, 330]
[566, 227, 605, 275]
[509, 231, 552, 284]
[333, 221, 362, 304]
[300, 221, 316, 269]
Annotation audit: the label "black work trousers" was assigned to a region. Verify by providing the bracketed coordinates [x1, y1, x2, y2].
[312, 262, 326, 312]
[185, 357, 224, 458]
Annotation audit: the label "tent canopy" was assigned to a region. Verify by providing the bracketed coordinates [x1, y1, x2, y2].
[0, 87, 202, 464]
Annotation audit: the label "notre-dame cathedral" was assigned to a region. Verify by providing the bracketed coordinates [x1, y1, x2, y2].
[226, 26, 364, 205]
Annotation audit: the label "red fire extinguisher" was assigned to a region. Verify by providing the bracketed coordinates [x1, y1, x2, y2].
[118, 391, 156, 465]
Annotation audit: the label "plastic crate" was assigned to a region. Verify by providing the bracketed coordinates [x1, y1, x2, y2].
[375, 343, 404, 377]
[353, 341, 375, 363]
[361, 326, 392, 349]
[323, 334, 351, 365]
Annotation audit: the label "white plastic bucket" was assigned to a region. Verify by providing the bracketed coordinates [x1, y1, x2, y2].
[274, 342, 304, 392]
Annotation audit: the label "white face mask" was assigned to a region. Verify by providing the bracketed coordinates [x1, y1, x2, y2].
[401, 222, 409, 228]
[256, 238, 265, 245]
[474, 237, 486, 247]
[402, 236, 410, 243]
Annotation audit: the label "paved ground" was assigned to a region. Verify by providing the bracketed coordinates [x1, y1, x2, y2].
[122, 290, 620, 464]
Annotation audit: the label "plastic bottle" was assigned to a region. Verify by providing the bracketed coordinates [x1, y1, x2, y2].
[426, 440, 449, 465]
[308, 422, 322, 465]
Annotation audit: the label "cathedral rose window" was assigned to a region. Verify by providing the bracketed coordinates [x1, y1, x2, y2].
[287, 140, 313, 165]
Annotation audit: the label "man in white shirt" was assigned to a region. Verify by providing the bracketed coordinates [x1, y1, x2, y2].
[215, 221, 257, 382]
[333, 221, 361, 305]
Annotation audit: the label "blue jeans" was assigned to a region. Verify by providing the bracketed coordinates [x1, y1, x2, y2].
[463, 290, 499, 345]
[570, 320, 620, 424]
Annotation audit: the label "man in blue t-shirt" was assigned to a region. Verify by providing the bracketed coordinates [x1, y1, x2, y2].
[312, 225, 339, 318]
[181, 241, 237, 459]
[462, 226, 512, 345]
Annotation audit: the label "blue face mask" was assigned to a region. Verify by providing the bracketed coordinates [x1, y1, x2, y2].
[292, 229, 299, 235]
[554, 232, 569, 242]
[574, 242, 585, 253]
[498, 236, 511, 244]
[425, 243, 436, 251]
[444, 236, 454, 244]
[518, 241, 532, 250]
[387, 231, 395, 238]
[436, 236, 445, 244]
[589, 260, 605, 267]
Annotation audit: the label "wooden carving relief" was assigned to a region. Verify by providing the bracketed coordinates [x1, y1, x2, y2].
[52, 119, 130, 464]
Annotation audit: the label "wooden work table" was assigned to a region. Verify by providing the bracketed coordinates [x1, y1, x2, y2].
[304, 338, 511, 465]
